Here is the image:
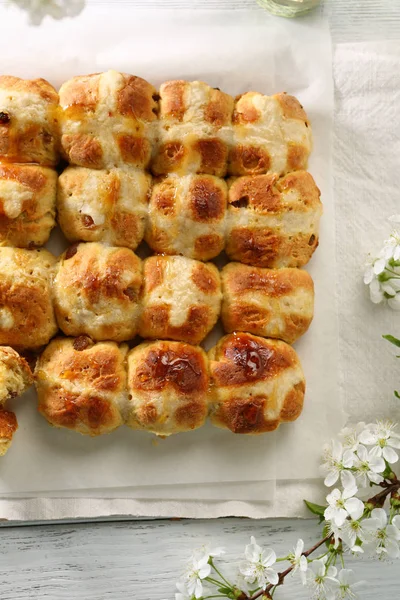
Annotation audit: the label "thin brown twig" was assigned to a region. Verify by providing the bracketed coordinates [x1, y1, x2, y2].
[367, 479, 400, 508]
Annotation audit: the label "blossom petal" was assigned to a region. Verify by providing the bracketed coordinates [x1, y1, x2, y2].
[373, 258, 386, 275]
[392, 515, 400, 529]
[266, 568, 279, 585]
[371, 508, 387, 528]
[358, 431, 376, 446]
[295, 538, 304, 556]
[261, 548, 276, 568]
[385, 539, 400, 559]
[341, 469, 356, 490]
[198, 564, 211, 579]
[382, 445, 399, 464]
[387, 524, 400, 541]
[324, 470, 339, 487]
[344, 497, 364, 520]
[363, 517, 380, 532]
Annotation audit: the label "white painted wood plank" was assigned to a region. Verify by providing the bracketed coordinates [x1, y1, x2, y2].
[0, 519, 398, 599]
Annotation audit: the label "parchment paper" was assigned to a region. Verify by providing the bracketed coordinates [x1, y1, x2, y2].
[0, 6, 341, 509]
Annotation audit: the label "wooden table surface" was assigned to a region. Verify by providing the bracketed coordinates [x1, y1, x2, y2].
[0, 517, 398, 599]
[1, 2, 399, 599]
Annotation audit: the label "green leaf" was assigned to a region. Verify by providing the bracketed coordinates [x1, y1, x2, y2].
[304, 500, 326, 517]
[395, 390, 400, 399]
[383, 334, 400, 348]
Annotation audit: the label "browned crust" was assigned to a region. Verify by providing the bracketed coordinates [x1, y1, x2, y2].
[0, 77, 59, 166]
[189, 175, 227, 221]
[222, 263, 312, 295]
[229, 145, 271, 176]
[280, 380, 305, 421]
[191, 262, 220, 294]
[209, 333, 295, 387]
[204, 88, 234, 127]
[174, 400, 208, 430]
[287, 143, 309, 171]
[0, 408, 18, 440]
[58, 74, 100, 113]
[0, 282, 56, 349]
[0, 164, 56, 247]
[232, 93, 260, 125]
[212, 395, 280, 434]
[143, 256, 165, 293]
[228, 174, 280, 213]
[62, 134, 103, 169]
[139, 305, 213, 345]
[117, 75, 158, 121]
[38, 388, 120, 434]
[194, 138, 228, 176]
[159, 80, 186, 121]
[0, 164, 48, 191]
[221, 264, 314, 343]
[275, 92, 309, 123]
[35, 340, 127, 420]
[131, 341, 209, 395]
[225, 227, 283, 268]
[209, 333, 305, 434]
[151, 141, 186, 175]
[116, 135, 151, 167]
[194, 234, 225, 260]
[54, 244, 142, 340]
[0, 76, 58, 103]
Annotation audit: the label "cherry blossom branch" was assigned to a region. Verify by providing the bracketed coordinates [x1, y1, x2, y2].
[245, 478, 400, 600]
[246, 535, 333, 600]
[367, 478, 400, 508]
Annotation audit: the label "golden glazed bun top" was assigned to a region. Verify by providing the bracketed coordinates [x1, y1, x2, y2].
[229, 92, 312, 176]
[208, 332, 305, 434]
[152, 80, 234, 177]
[0, 75, 59, 166]
[53, 242, 143, 342]
[139, 255, 222, 344]
[225, 171, 322, 268]
[57, 166, 150, 250]
[221, 264, 314, 344]
[59, 70, 158, 169]
[126, 340, 209, 436]
[146, 173, 227, 261]
[35, 336, 128, 436]
[0, 247, 57, 350]
[0, 163, 57, 248]
[0, 346, 33, 406]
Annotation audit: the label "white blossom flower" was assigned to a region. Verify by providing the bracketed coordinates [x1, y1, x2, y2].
[178, 554, 211, 599]
[364, 222, 400, 308]
[239, 536, 279, 589]
[322, 440, 356, 489]
[324, 487, 364, 527]
[336, 569, 364, 599]
[363, 508, 400, 558]
[305, 558, 339, 600]
[339, 423, 366, 452]
[359, 421, 400, 464]
[339, 512, 368, 554]
[353, 444, 385, 487]
[9, 0, 85, 25]
[192, 545, 225, 563]
[289, 539, 308, 584]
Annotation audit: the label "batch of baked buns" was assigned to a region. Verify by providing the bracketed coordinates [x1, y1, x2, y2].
[0, 70, 322, 455]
